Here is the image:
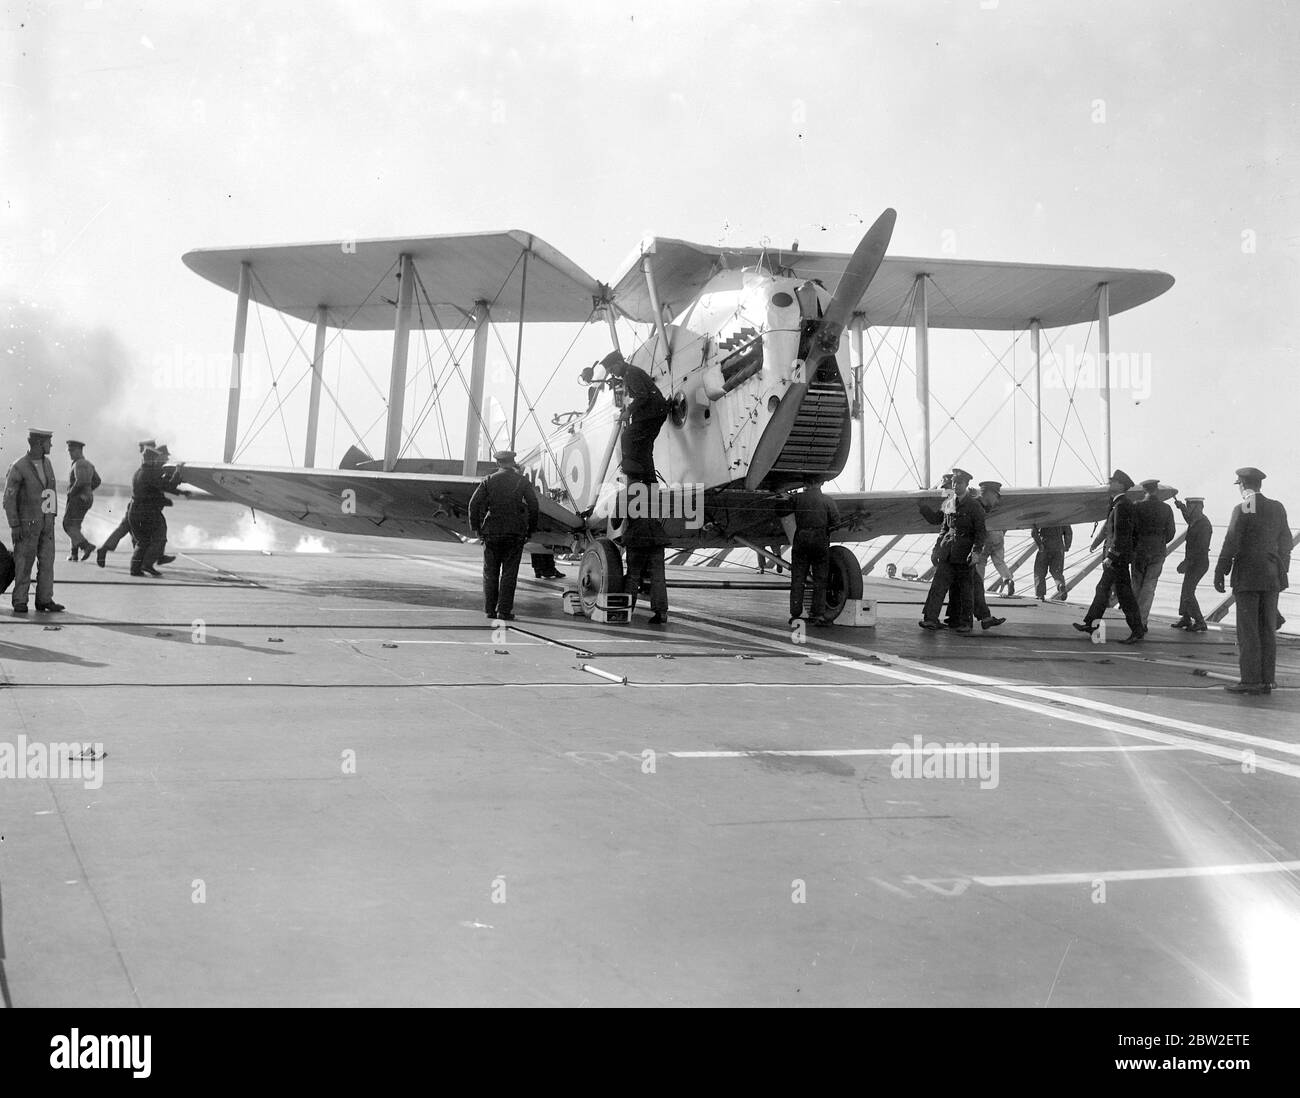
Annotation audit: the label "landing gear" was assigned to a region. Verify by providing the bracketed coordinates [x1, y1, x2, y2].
[823, 545, 864, 622]
[578, 537, 624, 617]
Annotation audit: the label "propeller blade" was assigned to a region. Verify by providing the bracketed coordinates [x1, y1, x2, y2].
[811, 207, 896, 352]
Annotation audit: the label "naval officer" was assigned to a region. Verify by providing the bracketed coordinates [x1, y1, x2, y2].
[469, 450, 539, 621]
[1171, 496, 1213, 632]
[1131, 477, 1176, 628]
[1074, 469, 1144, 643]
[920, 468, 986, 634]
[1213, 467, 1291, 694]
[3, 428, 65, 613]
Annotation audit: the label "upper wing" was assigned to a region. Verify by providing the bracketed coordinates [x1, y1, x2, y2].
[611, 239, 1173, 330]
[175, 463, 584, 543]
[182, 231, 605, 330]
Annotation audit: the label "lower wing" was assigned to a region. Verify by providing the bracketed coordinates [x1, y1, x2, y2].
[677, 485, 1174, 547]
[173, 463, 585, 544]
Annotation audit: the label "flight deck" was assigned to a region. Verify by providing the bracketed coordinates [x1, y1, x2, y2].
[2, 546, 1298, 1007]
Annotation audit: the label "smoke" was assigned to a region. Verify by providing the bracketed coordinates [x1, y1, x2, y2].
[1, 299, 155, 484]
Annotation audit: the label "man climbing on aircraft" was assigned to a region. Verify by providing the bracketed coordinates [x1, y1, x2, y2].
[469, 450, 539, 622]
[601, 351, 669, 483]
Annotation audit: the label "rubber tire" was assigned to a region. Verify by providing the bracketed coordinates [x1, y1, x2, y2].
[823, 544, 864, 622]
[578, 538, 624, 617]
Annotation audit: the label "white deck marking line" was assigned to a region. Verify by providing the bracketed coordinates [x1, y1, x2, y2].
[670, 745, 1186, 758]
[875, 650, 1300, 759]
[971, 859, 1300, 888]
[327, 639, 545, 646]
[820, 654, 1300, 780]
[320, 608, 478, 613]
[1104, 652, 1265, 678]
[678, 606, 1300, 761]
[658, 610, 1300, 778]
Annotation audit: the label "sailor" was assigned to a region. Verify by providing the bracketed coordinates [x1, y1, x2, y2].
[622, 508, 669, 625]
[944, 480, 1005, 630]
[152, 445, 184, 566]
[1074, 469, 1144, 643]
[781, 481, 840, 627]
[468, 450, 539, 622]
[97, 438, 156, 567]
[1213, 467, 1291, 694]
[602, 351, 669, 483]
[1130, 477, 1176, 628]
[62, 439, 101, 562]
[3, 428, 65, 614]
[1031, 523, 1072, 600]
[1171, 496, 1212, 631]
[977, 481, 1015, 596]
[128, 446, 182, 576]
[920, 468, 986, 634]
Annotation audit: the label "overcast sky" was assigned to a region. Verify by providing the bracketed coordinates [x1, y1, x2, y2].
[3, 0, 1297, 519]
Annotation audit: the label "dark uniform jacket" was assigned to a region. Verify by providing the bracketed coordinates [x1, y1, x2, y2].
[790, 490, 840, 535]
[1133, 498, 1176, 561]
[936, 494, 987, 564]
[131, 464, 180, 515]
[469, 468, 539, 539]
[1183, 514, 1213, 568]
[619, 365, 667, 423]
[1100, 494, 1138, 563]
[1032, 524, 1073, 552]
[68, 457, 100, 502]
[1214, 494, 1291, 592]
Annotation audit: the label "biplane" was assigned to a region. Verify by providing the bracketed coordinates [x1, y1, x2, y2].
[176, 210, 1175, 620]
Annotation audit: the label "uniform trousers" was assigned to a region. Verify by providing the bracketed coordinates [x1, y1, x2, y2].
[1234, 590, 1279, 685]
[10, 515, 56, 606]
[1034, 548, 1065, 599]
[482, 536, 526, 616]
[1178, 562, 1208, 623]
[1084, 558, 1144, 634]
[624, 546, 668, 615]
[62, 495, 94, 553]
[789, 531, 830, 619]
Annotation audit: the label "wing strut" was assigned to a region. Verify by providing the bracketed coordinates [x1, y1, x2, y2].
[914, 273, 931, 488]
[383, 254, 415, 471]
[462, 301, 491, 475]
[304, 307, 328, 467]
[510, 247, 529, 449]
[640, 245, 673, 376]
[223, 262, 251, 463]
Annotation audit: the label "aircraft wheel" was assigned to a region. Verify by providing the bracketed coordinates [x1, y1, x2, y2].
[823, 545, 864, 622]
[579, 538, 624, 617]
